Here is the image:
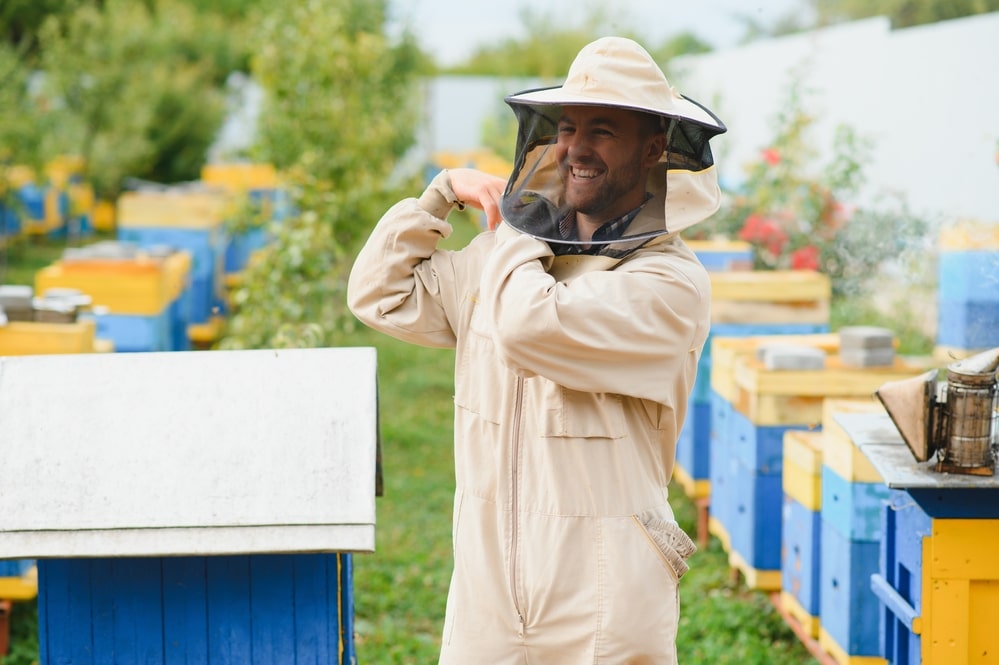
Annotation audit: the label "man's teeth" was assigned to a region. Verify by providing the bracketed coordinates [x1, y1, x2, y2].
[573, 168, 599, 178]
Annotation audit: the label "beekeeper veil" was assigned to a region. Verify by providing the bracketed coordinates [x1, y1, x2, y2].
[501, 37, 727, 257]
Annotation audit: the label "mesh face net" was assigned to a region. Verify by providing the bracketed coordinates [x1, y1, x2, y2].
[500, 95, 723, 256]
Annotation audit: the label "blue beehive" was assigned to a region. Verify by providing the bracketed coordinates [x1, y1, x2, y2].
[937, 222, 999, 352]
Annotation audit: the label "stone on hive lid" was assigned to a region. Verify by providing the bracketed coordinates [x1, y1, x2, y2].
[760, 343, 828, 371]
[839, 326, 895, 350]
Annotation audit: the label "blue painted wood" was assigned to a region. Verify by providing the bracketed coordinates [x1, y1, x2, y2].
[92, 308, 173, 352]
[207, 555, 252, 663]
[730, 459, 783, 571]
[730, 407, 811, 475]
[117, 226, 227, 323]
[906, 487, 999, 518]
[876, 490, 930, 664]
[781, 495, 821, 616]
[937, 299, 999, 349]
[163, 557, 209, 665]
[292, 554, 335, 663]
[0, 559, 33, 577]
[37, 559, 95, 663]
[820, 465, 890, 542]
[676, 400, 711, 482]
[819, 519, 882, 657]
[37, 552, 356, 664]
[708, 391, 736, 530]
[938, 250, 999, 303]
[250, 555, 297, 663]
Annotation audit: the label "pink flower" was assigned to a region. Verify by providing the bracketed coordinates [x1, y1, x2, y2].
[790, 245, 820, 271]
[761, 148, 781, 166]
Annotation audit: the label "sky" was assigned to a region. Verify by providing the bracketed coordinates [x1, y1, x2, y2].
[388, 0, 810, 66]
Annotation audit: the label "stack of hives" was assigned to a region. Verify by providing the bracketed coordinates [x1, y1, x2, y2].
[824, 405, 999, 665]
[671, 268, 832, 529]
[116, 185, 230, 347]
[0, 284, 105, 355]
[708, 326, 926, 592]
[935, 220, 999, 360]
[201, 162, 291, 283]
[0, 158, 96, 242]
[34, 241, 191, 353]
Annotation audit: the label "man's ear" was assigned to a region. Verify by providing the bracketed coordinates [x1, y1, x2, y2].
[644, 133, 667, 167]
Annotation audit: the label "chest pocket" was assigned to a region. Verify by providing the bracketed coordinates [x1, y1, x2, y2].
[533, 380, 628, 439]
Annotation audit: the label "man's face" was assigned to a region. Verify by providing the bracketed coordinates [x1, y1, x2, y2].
[555, 105, 663, 224]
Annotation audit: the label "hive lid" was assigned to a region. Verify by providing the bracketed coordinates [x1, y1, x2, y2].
[0, 347, 378, 558]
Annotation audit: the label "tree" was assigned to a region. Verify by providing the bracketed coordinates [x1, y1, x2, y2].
[219, 0, 424, 350]
[811, 0, 999, 29]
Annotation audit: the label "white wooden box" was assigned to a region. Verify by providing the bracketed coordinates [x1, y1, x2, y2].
[0, 347, 378, 558]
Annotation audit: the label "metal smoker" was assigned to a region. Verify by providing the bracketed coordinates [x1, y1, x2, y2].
[875, 347, 999, 476]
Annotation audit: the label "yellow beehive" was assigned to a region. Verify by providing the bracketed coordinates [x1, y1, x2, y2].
[820, 398, 887, 483]
[710, 333, 840, 403]
[0, 319, 98, 356]
[709, 270, 831, 325]
[117, 189, 232, 230]
[732, 355, 918, 427]
[0, 565, 37, 601]
[918, 518, 999, 664]
[201, 163, 279, 192]
[35, 251, 189, 316]
[783, 430, 825, 511]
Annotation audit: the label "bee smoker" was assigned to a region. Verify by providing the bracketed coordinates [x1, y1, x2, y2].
[876, 347, 999, 476]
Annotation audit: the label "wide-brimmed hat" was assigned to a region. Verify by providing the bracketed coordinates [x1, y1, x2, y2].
[505, 36, 725, 135]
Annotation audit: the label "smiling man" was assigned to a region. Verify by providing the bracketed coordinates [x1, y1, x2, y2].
[348, 36, 727, 665]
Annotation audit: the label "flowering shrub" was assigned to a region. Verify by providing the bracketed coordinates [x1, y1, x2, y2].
[690, 77, 930, 298]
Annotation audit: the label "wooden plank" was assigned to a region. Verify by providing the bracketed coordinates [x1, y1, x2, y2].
[709, 270, 831, 301]
[733, 355, 925, 397]
[710, 299, 830, 324]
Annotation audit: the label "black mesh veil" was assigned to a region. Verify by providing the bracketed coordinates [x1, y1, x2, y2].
[500, 91, 726, 254]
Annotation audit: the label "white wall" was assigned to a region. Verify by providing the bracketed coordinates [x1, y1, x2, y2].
[670, 13, 999, 224]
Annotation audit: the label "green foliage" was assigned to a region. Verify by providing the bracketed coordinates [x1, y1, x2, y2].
[1, 599, 38, 665]
[812, 0, 999, 28]
[218, 0, 424, 351]
[691, 71, 932, 299]
[31, 0, 231, 198]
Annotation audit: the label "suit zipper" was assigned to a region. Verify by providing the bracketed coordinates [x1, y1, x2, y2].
[509, 376, 526, 636]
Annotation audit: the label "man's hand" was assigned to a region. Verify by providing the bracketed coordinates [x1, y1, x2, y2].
[448, 168, 506, 231]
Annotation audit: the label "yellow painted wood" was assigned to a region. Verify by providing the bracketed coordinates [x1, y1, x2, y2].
[0, 320, 97, 356]
[784, 430, 825, 474]
[819, 628, 887, 665]
[929, 519, 999, 581]
[117, 189, 232, 229]
[780, 590, 820, 638]
[729, 549, 782, 591]
[710, 333, 840, 402]
[0, 568, 37, 601]
[188, 315, 225, 344]
[35, 251, 189, 316]
[93, 199, 116, 232]
[939, 219, 999, 250]
[710, 299, 830, 324]
[783, 457, 822, 511]
[734, 355, 925, 397]
[201, 163, 279, 191]
[821, 400, 886, 483]
[709, 270, 832, 302]
[734, 389, 826, 425]
[670, 463, 711, 500]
